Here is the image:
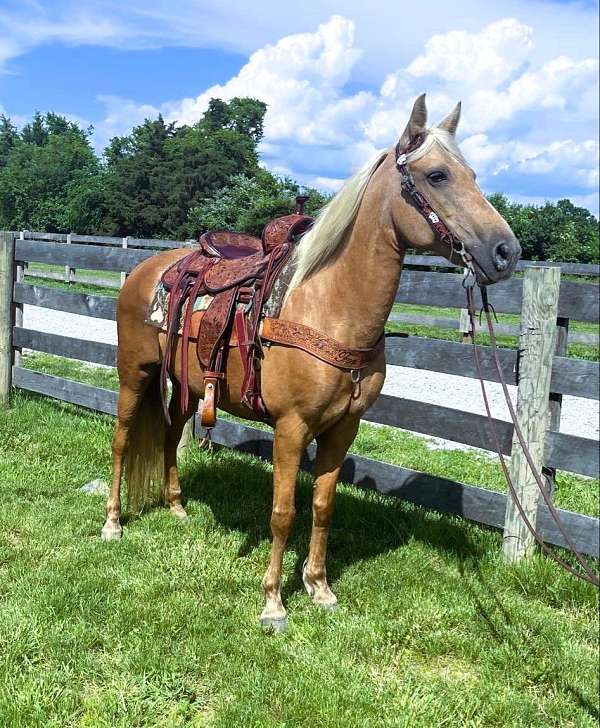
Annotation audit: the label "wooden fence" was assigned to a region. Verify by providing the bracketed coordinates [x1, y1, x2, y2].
[20, 231, 599, 345]
[1, 231, 598, 558]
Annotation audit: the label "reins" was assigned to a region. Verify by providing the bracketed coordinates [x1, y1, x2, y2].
[396, 137, 599, 587]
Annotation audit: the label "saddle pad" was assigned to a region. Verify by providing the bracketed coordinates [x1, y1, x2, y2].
[146, 282, 214, 334]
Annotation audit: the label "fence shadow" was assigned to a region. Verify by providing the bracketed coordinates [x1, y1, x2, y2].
[180, 444, 490, 598]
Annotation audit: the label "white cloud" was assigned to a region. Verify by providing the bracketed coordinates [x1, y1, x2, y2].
[406, 18, 533, 88]
[87, 14, 598, 210]
[1, 6, 598, 212]
[162, 15, 363, 146]
[467, 56, 599, 132]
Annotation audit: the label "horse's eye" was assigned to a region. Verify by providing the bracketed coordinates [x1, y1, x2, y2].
[426, 170, 448, 185]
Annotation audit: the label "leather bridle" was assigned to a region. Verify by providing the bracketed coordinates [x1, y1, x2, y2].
[396, 135, 599, 587]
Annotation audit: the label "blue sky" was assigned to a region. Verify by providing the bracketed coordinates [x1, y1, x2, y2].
[0, 1, 598, 213]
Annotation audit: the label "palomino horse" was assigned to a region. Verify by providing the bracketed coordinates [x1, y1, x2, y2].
[101, 94, 520, 630]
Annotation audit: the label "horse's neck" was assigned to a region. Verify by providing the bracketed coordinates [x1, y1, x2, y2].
[283, 185, 404, 348]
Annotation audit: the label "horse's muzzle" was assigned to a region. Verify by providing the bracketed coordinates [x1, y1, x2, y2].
[492, 239, 520, 273]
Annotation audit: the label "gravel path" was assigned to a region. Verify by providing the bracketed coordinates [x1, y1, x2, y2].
[23, 305, 599, 445]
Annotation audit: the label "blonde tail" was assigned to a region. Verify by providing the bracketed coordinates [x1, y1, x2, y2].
[124, 373, 165, 515]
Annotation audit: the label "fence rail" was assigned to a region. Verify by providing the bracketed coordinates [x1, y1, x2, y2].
[402, 254, 600, 277]
[2, 230, 599, 559]
[388, 312, 599, 345]
[18, 232, 600, 276]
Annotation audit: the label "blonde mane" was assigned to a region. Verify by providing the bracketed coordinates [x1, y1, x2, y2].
[286, 128, 466, 292]
[287, 149, 388, 291]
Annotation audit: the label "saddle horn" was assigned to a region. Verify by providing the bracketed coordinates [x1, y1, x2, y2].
[294, 195, 310, 215]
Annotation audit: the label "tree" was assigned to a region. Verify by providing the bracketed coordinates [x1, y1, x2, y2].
[103, 115, 178, 237]
[0, 112, 104, 232]
[488, 193, 599, 264]
[0, 116, 18, 167]
[202, 97, 266, 143]
[102, 98, 267, 238]
[187, 169, 329, 238]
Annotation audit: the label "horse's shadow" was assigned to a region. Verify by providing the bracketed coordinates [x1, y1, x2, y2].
[180, 443, 487, 599]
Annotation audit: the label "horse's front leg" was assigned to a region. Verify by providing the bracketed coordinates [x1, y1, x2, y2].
[260, 416, 311, 632]
[302, 416, 360, 608]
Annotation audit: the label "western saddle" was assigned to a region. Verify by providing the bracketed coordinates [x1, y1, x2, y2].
[159, 195, 383, 431]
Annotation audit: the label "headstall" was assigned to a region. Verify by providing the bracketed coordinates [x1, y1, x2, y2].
[395, 136, 477, 288]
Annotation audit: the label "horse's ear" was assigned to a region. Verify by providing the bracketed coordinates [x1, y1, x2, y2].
[399, 93, 428, 148]
[437, 101, 461, 136]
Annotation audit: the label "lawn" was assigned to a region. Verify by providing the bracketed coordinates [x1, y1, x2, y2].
[0, 371, 598, 726]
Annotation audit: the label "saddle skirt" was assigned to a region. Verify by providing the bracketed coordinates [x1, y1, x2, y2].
[151, 205, 314, 429]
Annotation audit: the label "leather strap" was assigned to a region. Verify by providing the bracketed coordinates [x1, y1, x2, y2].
[261, 317, 384, 370]
[201, 371, 225, 428]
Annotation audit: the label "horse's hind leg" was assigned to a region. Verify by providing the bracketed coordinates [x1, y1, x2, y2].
[163, 380, 199, 520]
[101, 370, 154, 540]
[302, 416, 360, 608]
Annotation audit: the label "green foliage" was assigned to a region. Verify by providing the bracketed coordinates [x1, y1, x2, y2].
[0, 115, 18, 166]
[488, 193, 599, 264]
[187, 169, 330, 237]
[102, 98, 267, 239]
[0, 112, 104, 232]
[203, 97, 266, 142]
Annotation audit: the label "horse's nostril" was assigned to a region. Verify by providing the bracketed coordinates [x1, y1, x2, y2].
[493, 242, 512, 271]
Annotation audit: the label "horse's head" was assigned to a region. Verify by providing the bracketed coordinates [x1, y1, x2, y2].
[389, 94, 521, 284]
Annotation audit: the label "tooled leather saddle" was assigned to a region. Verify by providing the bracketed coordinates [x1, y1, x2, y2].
[159, 196, 313, 428]
[159, 195, 384, 432]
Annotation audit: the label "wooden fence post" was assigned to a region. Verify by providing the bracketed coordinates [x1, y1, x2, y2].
[502, 266, 561, 562]
[0, 231, 16, 406]
[544, 316, 569, 498]
[64, 232, 75, 283]
[13, 232, 25, 367]
[459, 308, 472, 343]
[120, 237, 129, 288]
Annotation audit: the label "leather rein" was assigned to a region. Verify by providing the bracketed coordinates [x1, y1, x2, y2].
[396, 136, 599, 588]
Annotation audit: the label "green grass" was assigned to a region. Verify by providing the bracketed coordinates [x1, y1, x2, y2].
[24, 273, 120, 297]
[0, 387, 598, 727]
[27, 261, 121, 282]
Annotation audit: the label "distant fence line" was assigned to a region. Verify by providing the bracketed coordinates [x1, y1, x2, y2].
[1, 230, 598, 560]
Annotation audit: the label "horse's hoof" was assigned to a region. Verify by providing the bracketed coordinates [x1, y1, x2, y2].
[302, 561, 337, 609]
[169, 502, 189, 521]
[259, 615, 288, 633]
[317, 599, 338, 611]
[101, 525, 122, 541]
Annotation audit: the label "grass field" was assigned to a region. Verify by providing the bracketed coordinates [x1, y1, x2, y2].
[1, 355, 598, 727]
